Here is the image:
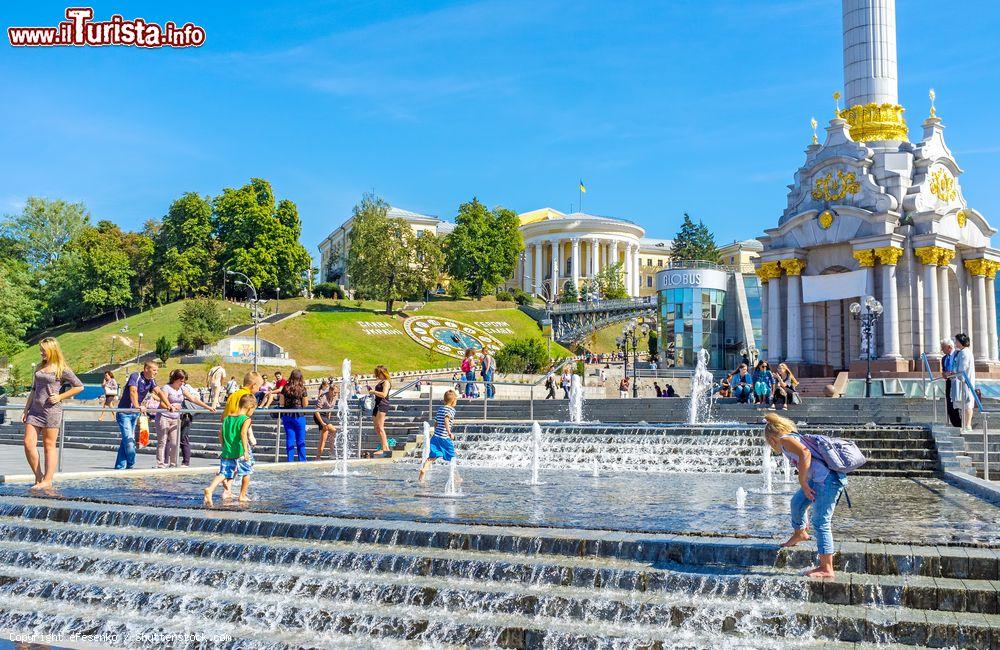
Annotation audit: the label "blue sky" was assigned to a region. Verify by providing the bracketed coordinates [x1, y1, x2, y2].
[2, 1, 999, 261]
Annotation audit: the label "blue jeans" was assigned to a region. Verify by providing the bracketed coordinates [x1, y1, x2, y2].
[464, 371, 476, 397]
[282, 415, 307, 462]
[482, 371, 494, 399]
[790, 473, 846, 556]
[114, 412, 139, 469]
[733, 384, 752, 403]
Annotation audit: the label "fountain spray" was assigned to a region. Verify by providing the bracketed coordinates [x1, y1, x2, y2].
[334, 358, 352, 475]
[687, 349, 714, 424]
[735, 486, 747, 509]
[781, 454, 793, 483]
[591, 450, 599, 478]
[761, 443, 773, 494]
[443, 458, 461, 496]
[568, 374, 583, 423]
[529, 422, 542, 485]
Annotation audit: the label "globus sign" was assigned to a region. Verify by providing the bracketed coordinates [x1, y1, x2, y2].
[655, 268, 728, 292]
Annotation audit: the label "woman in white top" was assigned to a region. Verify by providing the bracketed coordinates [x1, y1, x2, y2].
[950, 332, 977, 431]
[99, 371, 119, 422]
[152, 369, 215, 468]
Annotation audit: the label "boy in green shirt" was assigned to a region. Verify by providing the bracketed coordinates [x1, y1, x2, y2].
[204, 393, 255, 507]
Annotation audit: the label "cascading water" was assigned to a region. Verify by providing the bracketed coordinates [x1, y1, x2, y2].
[528, 422, 542, 485]
[687, 349, 714, 424]
[781, 454, 793, 483]
[422, 421, 432, 464]
[568, 374, 584, 423]
[759, 444, 773, 494]
[327, 358, 353, 476]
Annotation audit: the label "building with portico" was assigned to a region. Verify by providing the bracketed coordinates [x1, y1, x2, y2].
[757, 0, 999, 377]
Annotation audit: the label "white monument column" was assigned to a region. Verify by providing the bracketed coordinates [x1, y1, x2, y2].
[842, 0, 899, 108]
[590, 238, 600, 279]
[873, 247, 902, 359]
[939, 264, 952, 342]
[781, 260, 805, 362]
[550, 239, 560, 299]
[974, 272, 989, 362]
[917, 249, 941, 360]
[533, 243, 543, 295]
[987, 272, 999, 361]
[767, 268, 783, 360]
[570, 238, 580, 292]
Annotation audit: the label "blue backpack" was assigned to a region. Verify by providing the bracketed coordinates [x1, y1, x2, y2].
[800, 433, 867, 473]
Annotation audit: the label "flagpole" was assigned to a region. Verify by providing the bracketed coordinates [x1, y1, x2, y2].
[579, 185, 582, 213]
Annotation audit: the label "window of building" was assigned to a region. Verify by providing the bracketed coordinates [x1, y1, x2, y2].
[657, 260, 663, 267]
[647, 275, 653, 287]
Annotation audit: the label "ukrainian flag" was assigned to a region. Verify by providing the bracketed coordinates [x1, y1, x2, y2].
[579, 180, 586, 193]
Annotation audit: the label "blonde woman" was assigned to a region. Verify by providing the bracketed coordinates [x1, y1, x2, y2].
[21, 338, 84, 488]
[369, 365, 392, 458]
[773, 363, 800, 410]
[763, 412, 846, 579]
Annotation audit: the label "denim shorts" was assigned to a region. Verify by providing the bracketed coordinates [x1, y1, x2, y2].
[219, 456, 254, 479]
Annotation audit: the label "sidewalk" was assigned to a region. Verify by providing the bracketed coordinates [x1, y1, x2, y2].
[0, 445, 215, 480]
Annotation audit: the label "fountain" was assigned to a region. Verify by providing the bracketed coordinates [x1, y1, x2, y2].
[568, 374, 584, 423]
[759, 443, 773, 494]
[781, 453, 794, 483]
[326, 358, 353, 476]
[591, 449, 600, 478]
[442, 458, 461, 496]
[528, 422, 543, 485]
[687, 348, 714, 424]
[421, 421, 432, 464]
[735, 486, 747, 509]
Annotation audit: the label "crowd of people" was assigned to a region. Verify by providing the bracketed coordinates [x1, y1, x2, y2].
[716, 360, 800, 410]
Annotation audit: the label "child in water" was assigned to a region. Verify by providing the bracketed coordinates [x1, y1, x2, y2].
[418, 389, 459, 483]
[204, 393, 255, 506]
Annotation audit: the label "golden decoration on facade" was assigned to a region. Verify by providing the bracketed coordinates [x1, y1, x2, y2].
[818, 210, 834, 230]
[957, 210, 968, 228]
[852, 249, 875, 268]
[811, 170, 860, 202]
[965, 259, 991, 278]
[929, 88, 937, 118]
[780, 259, 807, 276]
[810, 117, 818, 145]
[840, 102, 909, 142]
[938, 248, 955, 267]
[929, 168, 957, 202]
[756, 261, 782, 283]
[833, 91, 841, 117]
[914, 246, 954, 267]
[874, 246, 904, 266]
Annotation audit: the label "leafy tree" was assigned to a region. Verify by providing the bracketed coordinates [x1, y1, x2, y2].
[595, 262, 628, 300]
[212, 178, 311, 297]
[46, 221, 135, 323]
[176, 298, 227, 353]
[412, 232, 445, 299]
[1, 197, 89, 267]
[445, 198, 522, 299]
[346, 193, 437, 313]
[670, 213, 720, 263]
[155, 336, 172, 364]
[648, 331, 658, 357]
[447, 278, 466, 300]
[155, 192, 216, 301]
[313, 282, 344, 299]
[0, 255, 38, 358]
[495, 338, 550, 374]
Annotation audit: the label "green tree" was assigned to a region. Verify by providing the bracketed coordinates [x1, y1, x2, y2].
[155, 192, 217, 301]
[155, 336, 172, 364]
[0, 254, 38, 358]
[176, 298, 227, 352]
[445, 198, 522, 299]
[212, 178, 311, 297]
[560, 282, 579, 303]
[46, 221, 135, 323]
[346, 193, 437, 313]
[595, 262, 628, 300]
[413, 232, 445, 299]
[670, 213, 720, 263]
[1, 197, 89, 267]
[495, 338, 550, 374]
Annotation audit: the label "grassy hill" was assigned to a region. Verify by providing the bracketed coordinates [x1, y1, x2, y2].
[9, 301, 250, 379]
[9, 297, 569, 384]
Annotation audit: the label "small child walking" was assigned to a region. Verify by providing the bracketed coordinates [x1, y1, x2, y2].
[204, 393, 255, 507]
[418, 390, 459, 483]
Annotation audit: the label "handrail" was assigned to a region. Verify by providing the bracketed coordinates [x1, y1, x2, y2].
[960, 370, 993, 482]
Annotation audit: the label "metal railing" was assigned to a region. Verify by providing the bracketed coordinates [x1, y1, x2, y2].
[549, 296, 654, 315]
[919, 353, 948, 424]
[960, 371, 995, 482]
[1, 403, 367, 474]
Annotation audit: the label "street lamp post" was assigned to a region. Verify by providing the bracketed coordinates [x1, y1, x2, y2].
[136, 333, 144, 368]
[275, 287, 280, 316]
[850, 296, 884, 398]
[227, 270, 261, 371]
[619, 319, 650, 398]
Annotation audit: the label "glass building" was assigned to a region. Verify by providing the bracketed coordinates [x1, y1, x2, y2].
[656, 265, 761, 371]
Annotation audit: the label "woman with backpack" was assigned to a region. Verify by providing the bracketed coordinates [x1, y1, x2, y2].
[763, 412, 848, 579]
[460, 349, 476, 398]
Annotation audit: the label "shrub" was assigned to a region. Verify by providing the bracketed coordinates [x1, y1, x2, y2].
[155, 336, 172, 364]
[495, 338, 549, 374]
[314, 282, 345, 299]
[176, 298, 227, 353]
[447, 279, 466, 300]
[495, 290, 514, 302]
[575, 360, 585, 376]
[511, 288, 531, 306]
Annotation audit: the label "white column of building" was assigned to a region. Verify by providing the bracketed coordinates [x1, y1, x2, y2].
[633, 245, 642, 294]
[629, 245, 638, 296]
[760, 277, 769, 360]
[549, 239, 560, 299]
[532, 243, 543, 295]
[767, 272, 782, 360]
[939, 264, 952, 342]
[782, 260, 804, 362]
[987, 271, 999, 360]
[610, 241, 619, 270]
[966, 260, 990, 362]
[570, 238, 580, 292]
[624, 245, 632, 295]
[590, 238, 600, 279]
[878, 248, 902, 359]
[922, 254, 941, 359]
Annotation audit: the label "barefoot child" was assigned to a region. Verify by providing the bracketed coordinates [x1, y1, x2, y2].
[204, 393, 255, 506]
[418, 390, 459, 483]
[763, 412, 846, 579]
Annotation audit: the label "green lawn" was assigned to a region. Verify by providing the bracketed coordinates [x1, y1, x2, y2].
[10, 301, 250, 378]
[263, 297, 571, 378]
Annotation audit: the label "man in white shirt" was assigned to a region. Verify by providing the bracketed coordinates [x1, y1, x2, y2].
[207, 363, 227, 409]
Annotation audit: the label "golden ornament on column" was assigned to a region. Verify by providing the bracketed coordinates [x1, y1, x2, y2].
[956, 210, 968, 228]
[780, 259, 807, 276]
[852, 249, 875, 268]
[755, 262, 782, 283]
[818, 210, 835, 230]
[874, 246, 903, 266]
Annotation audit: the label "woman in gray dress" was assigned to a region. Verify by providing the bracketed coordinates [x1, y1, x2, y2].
[21, 337, 84, 488]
